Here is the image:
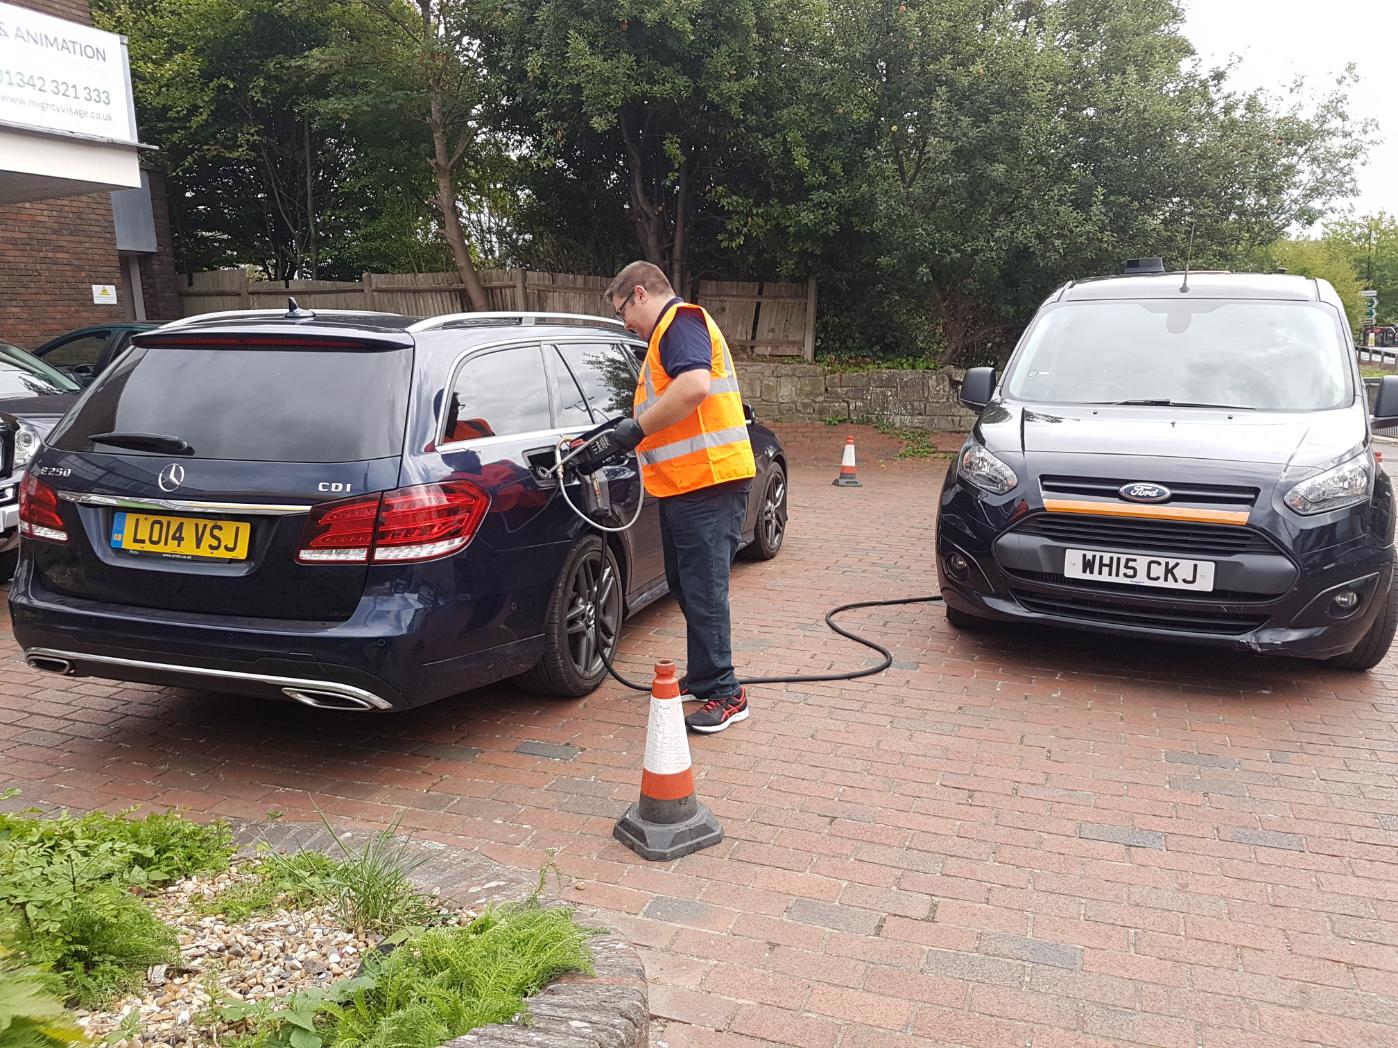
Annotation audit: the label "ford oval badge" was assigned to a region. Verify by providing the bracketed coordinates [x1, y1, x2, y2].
[1119, 482, 1170, 504]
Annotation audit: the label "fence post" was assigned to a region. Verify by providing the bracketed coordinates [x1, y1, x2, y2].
[513, 270, 528, 311]
[240, 276, 252, 310]
[803, 278, 817, 362]
[363, 272, 376, 311]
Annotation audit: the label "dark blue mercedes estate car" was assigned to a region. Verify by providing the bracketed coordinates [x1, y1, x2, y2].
[9, 309, 788, 711]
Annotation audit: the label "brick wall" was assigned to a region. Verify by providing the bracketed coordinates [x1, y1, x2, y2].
[138, 170, 183, 322]
[0, 0, 125, 348]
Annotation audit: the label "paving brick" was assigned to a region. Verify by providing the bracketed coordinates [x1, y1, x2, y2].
[1077, 821, 1166, 850]
[979, 932, 1083, 970]
[1217, 826, 1306, 851]
[513, 740, 581, 760]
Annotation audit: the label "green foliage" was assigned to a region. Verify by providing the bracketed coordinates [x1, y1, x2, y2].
[21, 888, 179, 1009]
[207, 815, 435, 937]
[1326, 212, 1398, 325]
[0, 806, 231, 1006]
[1248, 239, 1366, 332]
[0, 949, 83, 1048]
[232, 903, 593, 1048]
[99, 0, 1375, 363]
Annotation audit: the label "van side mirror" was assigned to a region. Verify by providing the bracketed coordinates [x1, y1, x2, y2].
[960, 367, 996, 410]
[743, 402, 756, 425]
[1373, 375, 1398, 424]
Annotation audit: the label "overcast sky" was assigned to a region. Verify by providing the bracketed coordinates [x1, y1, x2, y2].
[1180, 0, 1396, 223]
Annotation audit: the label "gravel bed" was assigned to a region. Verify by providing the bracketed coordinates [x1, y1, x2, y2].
[75, 864, 470, 1048]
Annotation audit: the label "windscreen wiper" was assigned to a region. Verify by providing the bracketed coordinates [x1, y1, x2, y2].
[1109, 399, 1256, 410]
[87, 431, 194, 454]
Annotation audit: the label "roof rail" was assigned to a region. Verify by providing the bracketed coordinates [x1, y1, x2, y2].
[159, 308, 404, 331]
[406, 311, 625, 333]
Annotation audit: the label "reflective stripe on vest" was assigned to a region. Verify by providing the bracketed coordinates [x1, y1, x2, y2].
[637, 425, 751, 466]
[632, 302, 756, 498]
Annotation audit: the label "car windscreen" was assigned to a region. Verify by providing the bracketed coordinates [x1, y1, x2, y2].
[1002, 300, 1352, 411]
[49, 343, 411, 462]
[0, 342, 81, 396]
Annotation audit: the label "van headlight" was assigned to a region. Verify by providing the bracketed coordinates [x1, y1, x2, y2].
[1283, 456, 1373, 515]
[12, 421, 44, 471]
[959, 442, 1018, 495]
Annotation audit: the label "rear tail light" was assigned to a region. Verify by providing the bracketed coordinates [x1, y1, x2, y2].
[19, 473, 68, 544]
[297, 480, 488, 565]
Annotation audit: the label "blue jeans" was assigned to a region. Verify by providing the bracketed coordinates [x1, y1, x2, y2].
[659, 479, 751, 699]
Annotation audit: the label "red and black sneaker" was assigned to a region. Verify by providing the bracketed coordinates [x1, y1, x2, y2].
[684, 688, 749, 734]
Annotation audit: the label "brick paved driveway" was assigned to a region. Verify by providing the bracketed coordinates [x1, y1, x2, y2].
[4, 424, 1398, 1048]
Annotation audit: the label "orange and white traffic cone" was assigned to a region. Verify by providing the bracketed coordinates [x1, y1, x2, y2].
[832, 435, 862, 487]
[613, 659, 723, 861]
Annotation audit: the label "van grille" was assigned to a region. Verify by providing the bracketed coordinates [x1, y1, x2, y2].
[1010, 515, 1278, 558]
[1039, 475, 1259, 506]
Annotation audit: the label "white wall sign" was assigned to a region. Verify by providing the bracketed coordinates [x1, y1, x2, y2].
[92, 284, 117, 305]
[0, 1, 137, 144]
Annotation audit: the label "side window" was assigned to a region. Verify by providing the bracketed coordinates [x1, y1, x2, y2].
[42, 332, 109, 369]
[446, 344, 551, 442]
[553, 342, 638, 424]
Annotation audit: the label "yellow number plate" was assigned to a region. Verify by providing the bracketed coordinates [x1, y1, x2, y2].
[110, 512, 251, 560]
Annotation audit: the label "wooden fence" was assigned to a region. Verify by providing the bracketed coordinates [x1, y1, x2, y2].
[178, 269, 817, 360]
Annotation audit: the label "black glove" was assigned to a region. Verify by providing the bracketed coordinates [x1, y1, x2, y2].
[569, 417, 645, 475]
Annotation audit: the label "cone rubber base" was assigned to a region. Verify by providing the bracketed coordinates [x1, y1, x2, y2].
[614, 801, 723, 861]
[833, 476, 862, 487]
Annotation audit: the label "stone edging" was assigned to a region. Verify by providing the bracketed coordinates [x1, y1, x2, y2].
[235, 820, 648, 1048]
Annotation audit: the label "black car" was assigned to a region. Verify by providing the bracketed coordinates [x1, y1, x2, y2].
[30, 323, 159, 384]
[0, 342, 83, 580]
[9, 309, 788, 711]
[938, 263, 1398, 670]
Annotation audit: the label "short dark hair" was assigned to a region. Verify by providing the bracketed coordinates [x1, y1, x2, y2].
[605, 261, 673, 304]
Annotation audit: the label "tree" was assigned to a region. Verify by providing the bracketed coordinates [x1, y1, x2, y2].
[96, 0, 355, 278]
[1326, 213, 1398, 326]
[1250, 239, 1366, 332]
[323, 0, 497, 309]
[484, 0, 792, 292]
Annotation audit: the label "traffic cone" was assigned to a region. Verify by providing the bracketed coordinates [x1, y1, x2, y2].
[614, 659, 723, 861]
[832, 435, 862, 487]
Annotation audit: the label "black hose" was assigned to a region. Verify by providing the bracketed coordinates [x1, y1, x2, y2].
[598, 594, 945, 693]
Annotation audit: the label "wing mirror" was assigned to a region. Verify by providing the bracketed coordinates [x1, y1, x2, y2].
[960, 367, 996, 410]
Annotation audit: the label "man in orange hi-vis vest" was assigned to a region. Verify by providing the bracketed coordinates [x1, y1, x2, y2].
[601, 260, 757, 733]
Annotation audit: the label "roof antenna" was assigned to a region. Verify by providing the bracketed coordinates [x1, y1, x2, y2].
[285, 296, 316, 320]
[1179, 222, 1196, 294]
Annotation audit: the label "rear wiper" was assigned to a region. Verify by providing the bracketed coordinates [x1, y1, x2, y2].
[1109, 400, 1255, 410]
[88, 431, 194, 454]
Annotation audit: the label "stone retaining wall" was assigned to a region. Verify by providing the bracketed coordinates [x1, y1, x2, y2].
[739, 362, 977, 431]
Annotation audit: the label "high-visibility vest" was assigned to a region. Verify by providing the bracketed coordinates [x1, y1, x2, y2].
[632, 302, 756, 498]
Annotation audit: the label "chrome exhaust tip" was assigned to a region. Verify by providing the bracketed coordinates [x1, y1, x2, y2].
[282, 687, 379, 712]
[27, 655, 73, 675]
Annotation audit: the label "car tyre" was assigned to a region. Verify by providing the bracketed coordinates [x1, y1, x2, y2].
[516, 535, 623, 697]
[1328, 576, 1398, 671]
[0, 548, 16, 584]
[740, 463, 787, 561]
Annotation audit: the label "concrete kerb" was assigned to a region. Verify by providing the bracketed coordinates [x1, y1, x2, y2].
[234, 820, 649, 1048]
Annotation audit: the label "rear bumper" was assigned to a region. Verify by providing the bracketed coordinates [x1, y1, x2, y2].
[8, 566, 543, 711]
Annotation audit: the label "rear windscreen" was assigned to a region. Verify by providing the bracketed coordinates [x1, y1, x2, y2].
[49, 345, 411, 462]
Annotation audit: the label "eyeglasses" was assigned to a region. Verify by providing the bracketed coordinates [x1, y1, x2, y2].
[613, 289, 636, 320]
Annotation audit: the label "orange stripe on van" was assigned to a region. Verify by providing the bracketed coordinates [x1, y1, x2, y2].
[1042, 499, 1250, 527]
